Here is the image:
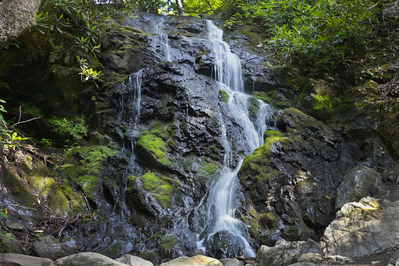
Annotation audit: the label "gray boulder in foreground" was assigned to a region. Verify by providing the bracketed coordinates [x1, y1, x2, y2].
[159, 255, 222, 266]
[0, 253, 56, 266]
[116, 254, 153, 266]
[55, 252, 128, 266]
[257, 197, 399, 265]
[323, 196, 399, 257]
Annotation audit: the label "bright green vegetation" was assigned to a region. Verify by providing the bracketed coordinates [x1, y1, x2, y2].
[218, 89, 229, 103]
[239, 130, 283, 184]
[312, 94, 341, 112]
[140, 172, 175, 208]
[263, 130, 282, 142]
[184, 0, 223, 16]
[218, 0, 384, 73]
[48, 115, 88, 143]
[137, 133, 170, 166]
[63, 145, 117, 198]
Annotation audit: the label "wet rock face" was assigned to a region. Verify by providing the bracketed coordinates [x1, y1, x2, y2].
[93, 13, 276, 259]
[205, 230, 245, 259]
[238, 107, 360, 245]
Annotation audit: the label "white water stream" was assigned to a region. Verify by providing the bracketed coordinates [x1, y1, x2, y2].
[193, 21, 276, 257]
[153, 19, 172, 62]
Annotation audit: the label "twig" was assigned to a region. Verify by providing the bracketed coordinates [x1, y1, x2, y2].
[11, 116, 42, 127]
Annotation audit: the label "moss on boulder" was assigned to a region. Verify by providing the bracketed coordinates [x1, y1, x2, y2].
[136, 133, 171, 169]
[48, 184, 86, 217]
[140, 172, 174, 208]
[62, 145, 118, 199]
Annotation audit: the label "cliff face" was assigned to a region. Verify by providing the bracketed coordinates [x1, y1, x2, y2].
[0, 12, 398, 264]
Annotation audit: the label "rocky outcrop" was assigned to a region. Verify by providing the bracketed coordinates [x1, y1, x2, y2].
[238, 107, 356, 245]
[256, 196, 399, 265]
[323, 197, 399, 257]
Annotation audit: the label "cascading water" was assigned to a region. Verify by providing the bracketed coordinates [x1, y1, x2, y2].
[193, 21, 277, 257]
[153, 19, 172, 62]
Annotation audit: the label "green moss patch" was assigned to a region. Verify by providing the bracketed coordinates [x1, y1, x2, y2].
[48, 184, 85, 217]
[218, 89, 229, 103]
[140, 172, 175, 208]
[137, 133, 170, 166]
[63, 145, 117, 198]
[197, 159, 220, 179]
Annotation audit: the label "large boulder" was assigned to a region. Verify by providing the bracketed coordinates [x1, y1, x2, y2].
[116, 254, 153, 266]
[323, 197, 399, 257]
[0, 0, 42, 49]
[0, 254, 55, 266]
[55, 252, 128, 266]
[238, 108, 356, 245]
[334, 165, 381, 211]
[159, 255, 222, 266]
[205, 230, 246, 259]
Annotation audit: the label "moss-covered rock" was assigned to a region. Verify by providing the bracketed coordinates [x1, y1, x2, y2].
[140, 172, 174, 208]
[159, 234, 180, 259]
[136, 133, 171, 169]
[48, 184, 86, 217]
[238, 108, 357, 244]
[62, 145, 118, 199]
[218, 89, 229, 103]
[25, 171, 57, 202]
[0, 165, 37, 208]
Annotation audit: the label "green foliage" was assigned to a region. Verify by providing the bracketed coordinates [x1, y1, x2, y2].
[39, 138, 53, 147]
[2, 132, 28, 149]
[34, 0, 139, 84]
[312, 94, 341, 112]
[226, 0, 380, 71]
[184, 0, 223, 16]
[49, 115, 88, 143]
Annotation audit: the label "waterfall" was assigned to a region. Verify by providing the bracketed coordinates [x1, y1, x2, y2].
[153, 19, 172, 62]
[193, 21, 277, 258]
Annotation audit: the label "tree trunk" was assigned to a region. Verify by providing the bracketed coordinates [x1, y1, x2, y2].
[0, 0, 42, 49]
[176, 0, 184, 16]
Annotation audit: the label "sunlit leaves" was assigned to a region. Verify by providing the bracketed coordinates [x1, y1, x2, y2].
[184, 0, 223, 16]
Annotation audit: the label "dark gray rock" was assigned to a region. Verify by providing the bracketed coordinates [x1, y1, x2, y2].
[238, 108, 354, 245]
[335, 165, 381, 211]
[33, 235, 78, 260]
[205, 230, 246, 259]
